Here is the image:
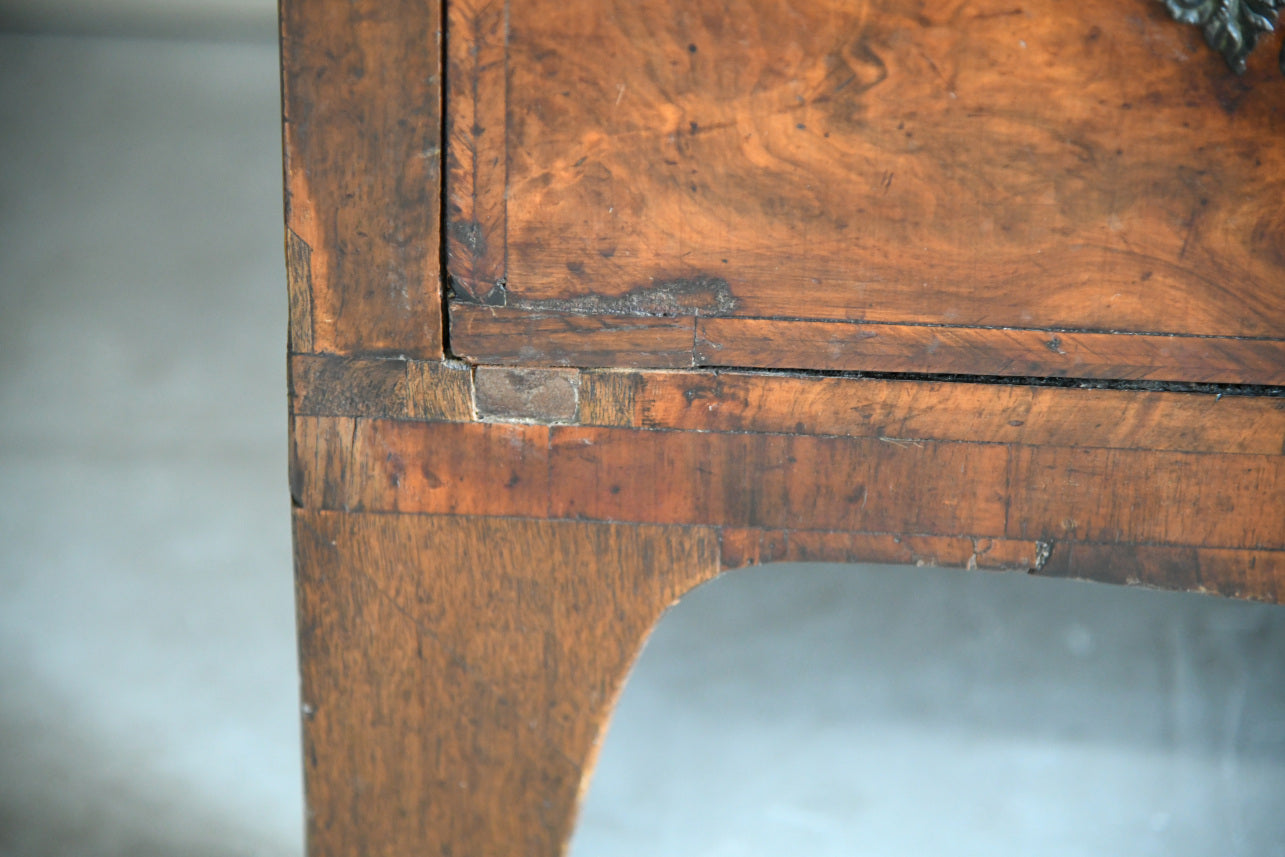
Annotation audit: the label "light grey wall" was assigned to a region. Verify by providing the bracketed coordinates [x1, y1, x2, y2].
[0, 0, 276, 40]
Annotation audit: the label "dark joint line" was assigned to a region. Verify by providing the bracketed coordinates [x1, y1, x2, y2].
[438, 1, 454, 359]
[699, 364, 1285, 398]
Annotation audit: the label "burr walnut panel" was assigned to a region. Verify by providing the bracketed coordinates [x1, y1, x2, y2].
[446, 0, 1285, 380]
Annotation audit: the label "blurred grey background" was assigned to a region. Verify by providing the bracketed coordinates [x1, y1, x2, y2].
[0, 3, 1282, 856]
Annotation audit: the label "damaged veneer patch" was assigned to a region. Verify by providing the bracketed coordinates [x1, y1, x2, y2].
[474, 366, 581, 423]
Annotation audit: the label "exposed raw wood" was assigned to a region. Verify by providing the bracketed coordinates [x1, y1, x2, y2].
[474, 367, 581, 423]
[295, 510, 720, 857]
[281, 0, 443, 356]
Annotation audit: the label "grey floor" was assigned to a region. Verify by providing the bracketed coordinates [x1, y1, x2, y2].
[1, 30, 1283, 857]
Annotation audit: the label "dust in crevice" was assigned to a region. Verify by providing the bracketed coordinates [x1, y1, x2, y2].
[455, 275, 737, 318]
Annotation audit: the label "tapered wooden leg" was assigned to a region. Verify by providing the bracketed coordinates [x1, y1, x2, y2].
[294, 510, 720, 856]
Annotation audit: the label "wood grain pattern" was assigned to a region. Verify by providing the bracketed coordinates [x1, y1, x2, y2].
[291, 421, 1283, 857]
[719, 528, 1042, 572]
[587, 369, 1285, 455]
[715, 531, 1285, 603]
[406, 358, 476, 421]
[1008, 445, 1284, 549]
[697, 318, 1285, 385]
[291, 355, 409, 418]
[549, 425, 1012, 536]
[447, 0, 1285, 380]
[281, 0, 442, 356]
[291, 354, 473, 420]
[291, 415, 1285, 555]
[1039, 542, 1283, 602]
[295, 510, 720, 857]
[452, 304, 698, 368]
[293, 356, 1285, 456]
[292, 417, 552, 516]
[577, 369, 641, 427]
[285, 228, 314, 353]
[289, 369, 1283, 857]
[445, 0, 507, 299]
[287, 2, 1285, 855]
[452, 306, 1285, 385]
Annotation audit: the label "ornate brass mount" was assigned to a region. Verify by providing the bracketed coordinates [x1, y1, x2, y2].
[1161, 0, 1285, 74]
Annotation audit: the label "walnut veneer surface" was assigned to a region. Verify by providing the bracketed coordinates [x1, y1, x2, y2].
[447, 0, 1285, 383]
[282, 0, 1283, 853]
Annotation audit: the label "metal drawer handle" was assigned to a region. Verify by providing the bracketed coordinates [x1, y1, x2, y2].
[1161, 0, 1285, 74]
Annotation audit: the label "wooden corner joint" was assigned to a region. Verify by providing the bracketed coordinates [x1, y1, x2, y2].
[473, 366, 581, 424]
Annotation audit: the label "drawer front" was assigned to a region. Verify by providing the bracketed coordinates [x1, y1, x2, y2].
[445, 0, 1284, 383]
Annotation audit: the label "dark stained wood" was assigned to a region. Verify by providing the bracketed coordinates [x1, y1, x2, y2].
[455, 308, 1285, 382]
[291, 354, 474, 421]
[294, 416, 1008, 533]
[549, 425, 1012, 536]
[285, 228, 314, 354]
[697, 318, 1285, 386]
[289, 393, 1283, 857]
[291, 355, 409, 418]
[446, 0, 1285, 381]
[1039, 542, 1283, 602]
[295, 510, 720, 857]
[281, 0, 443, 357]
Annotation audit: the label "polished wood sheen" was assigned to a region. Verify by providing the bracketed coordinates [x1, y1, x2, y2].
[284, 0, 1284, 855]
[282, 0, 443, 357]
[446, 0, 1284, 381]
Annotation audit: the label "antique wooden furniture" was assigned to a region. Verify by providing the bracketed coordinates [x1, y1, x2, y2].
[282, 0, 1283, 853]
